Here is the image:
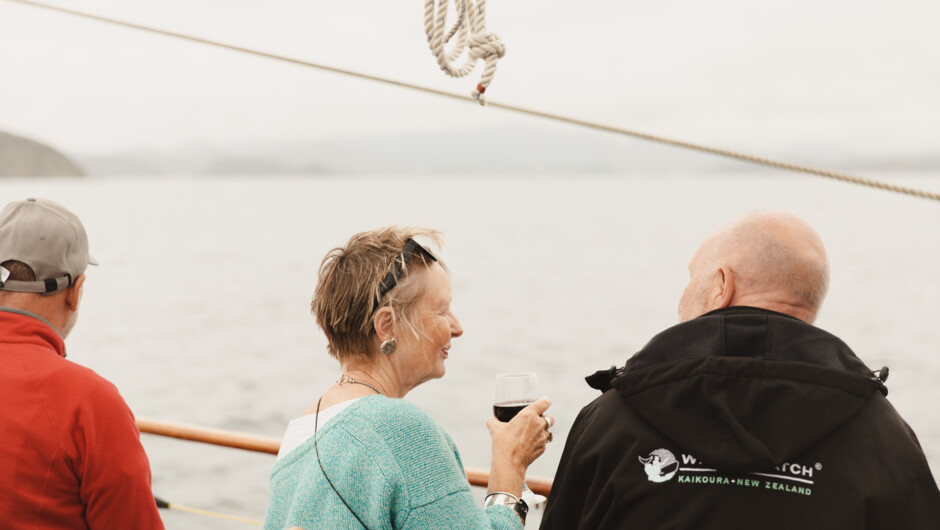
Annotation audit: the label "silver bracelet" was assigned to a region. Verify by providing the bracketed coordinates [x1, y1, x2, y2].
[483, 492, 528, 521]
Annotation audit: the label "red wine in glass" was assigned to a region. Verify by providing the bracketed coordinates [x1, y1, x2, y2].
[493, 402, 531, 423]
[493, 372, 546, 506]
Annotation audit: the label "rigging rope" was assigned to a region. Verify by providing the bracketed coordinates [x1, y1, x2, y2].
[424, 0, 506, 104]
[155, 496, 262, 525]
[3, 0, 938, 203]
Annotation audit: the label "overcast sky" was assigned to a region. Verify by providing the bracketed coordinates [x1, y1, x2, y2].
[0, 0, 937, 158]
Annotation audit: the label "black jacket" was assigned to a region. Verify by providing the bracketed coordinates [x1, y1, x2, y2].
[541, 307, 940, 529]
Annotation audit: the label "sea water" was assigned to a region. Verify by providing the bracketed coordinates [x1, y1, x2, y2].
[2, 173, 938, 528]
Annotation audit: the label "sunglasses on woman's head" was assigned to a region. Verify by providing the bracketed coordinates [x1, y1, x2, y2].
[377, 238, 438, 302]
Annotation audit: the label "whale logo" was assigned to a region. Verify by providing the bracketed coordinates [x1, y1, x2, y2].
[639, 448, 679, 483]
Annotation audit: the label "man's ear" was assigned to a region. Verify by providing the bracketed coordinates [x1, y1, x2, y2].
[712, 266, 735, 310]
[65, 274, 85, 312]
[372, 306, 396, 341]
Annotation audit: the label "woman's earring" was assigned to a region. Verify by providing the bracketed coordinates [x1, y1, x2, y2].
[380, 338, 397, 355]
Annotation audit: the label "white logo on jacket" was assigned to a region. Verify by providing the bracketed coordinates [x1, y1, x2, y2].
[639, 449, 679, 482]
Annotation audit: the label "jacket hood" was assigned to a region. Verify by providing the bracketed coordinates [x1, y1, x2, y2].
[597, 307, 887, 472]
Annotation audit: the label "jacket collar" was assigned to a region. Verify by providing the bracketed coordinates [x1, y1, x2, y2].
[586, 306, 884, 395]
[0, 306, 67, 358]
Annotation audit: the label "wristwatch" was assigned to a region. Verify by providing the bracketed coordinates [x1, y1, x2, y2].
[483, 492, 529, 522]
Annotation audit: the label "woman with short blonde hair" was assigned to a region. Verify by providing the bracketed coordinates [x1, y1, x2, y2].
[264, 226, 552, 529]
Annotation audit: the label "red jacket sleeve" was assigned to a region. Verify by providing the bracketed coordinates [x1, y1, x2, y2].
[72, 380, 165, 529]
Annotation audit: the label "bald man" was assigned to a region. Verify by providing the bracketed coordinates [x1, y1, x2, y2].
[541, 211, 940, 529]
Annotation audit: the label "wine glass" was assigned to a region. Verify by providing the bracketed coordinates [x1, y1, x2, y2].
[493, 372, 547, 506]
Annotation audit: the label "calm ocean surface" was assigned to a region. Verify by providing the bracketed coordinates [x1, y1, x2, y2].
[2, 173, 938, 528]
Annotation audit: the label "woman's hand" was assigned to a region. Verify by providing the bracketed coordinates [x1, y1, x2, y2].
[485, 396, 553, 495]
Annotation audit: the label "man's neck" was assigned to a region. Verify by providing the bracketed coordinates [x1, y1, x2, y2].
[728, 295, 817, 324]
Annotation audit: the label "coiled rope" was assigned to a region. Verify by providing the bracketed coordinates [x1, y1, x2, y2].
[424, 0, 506, 104]
[3, 0, 938, 203]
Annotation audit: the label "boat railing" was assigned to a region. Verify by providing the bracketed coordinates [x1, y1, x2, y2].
[136, 417, 554, 497]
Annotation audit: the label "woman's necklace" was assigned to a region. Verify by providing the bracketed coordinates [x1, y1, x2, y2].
[337, 375, 382, 395]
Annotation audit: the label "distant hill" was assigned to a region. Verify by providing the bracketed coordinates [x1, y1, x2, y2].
[78, 145, 332, 177]
[0, 132, 84, 177]
[72, 125, 940, 177]
[74, 126, 735, 177]
[200, 157, 329, 176]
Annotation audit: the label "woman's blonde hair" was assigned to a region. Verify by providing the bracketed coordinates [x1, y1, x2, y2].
[312, 226, 445, 361]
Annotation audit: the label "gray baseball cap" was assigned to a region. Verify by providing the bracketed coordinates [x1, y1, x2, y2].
[0, 198, 98, 294]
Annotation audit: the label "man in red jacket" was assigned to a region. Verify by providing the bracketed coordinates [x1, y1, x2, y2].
[0, 198, 164, 529]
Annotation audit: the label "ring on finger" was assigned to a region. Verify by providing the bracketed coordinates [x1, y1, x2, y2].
[543, 414, 554, 430]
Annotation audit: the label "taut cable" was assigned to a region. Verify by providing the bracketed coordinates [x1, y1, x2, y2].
[3, 0, 938, 202]
[154, 496, 263, 526]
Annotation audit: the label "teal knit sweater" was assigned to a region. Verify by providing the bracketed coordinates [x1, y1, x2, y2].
[263, 394, 522, 529]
